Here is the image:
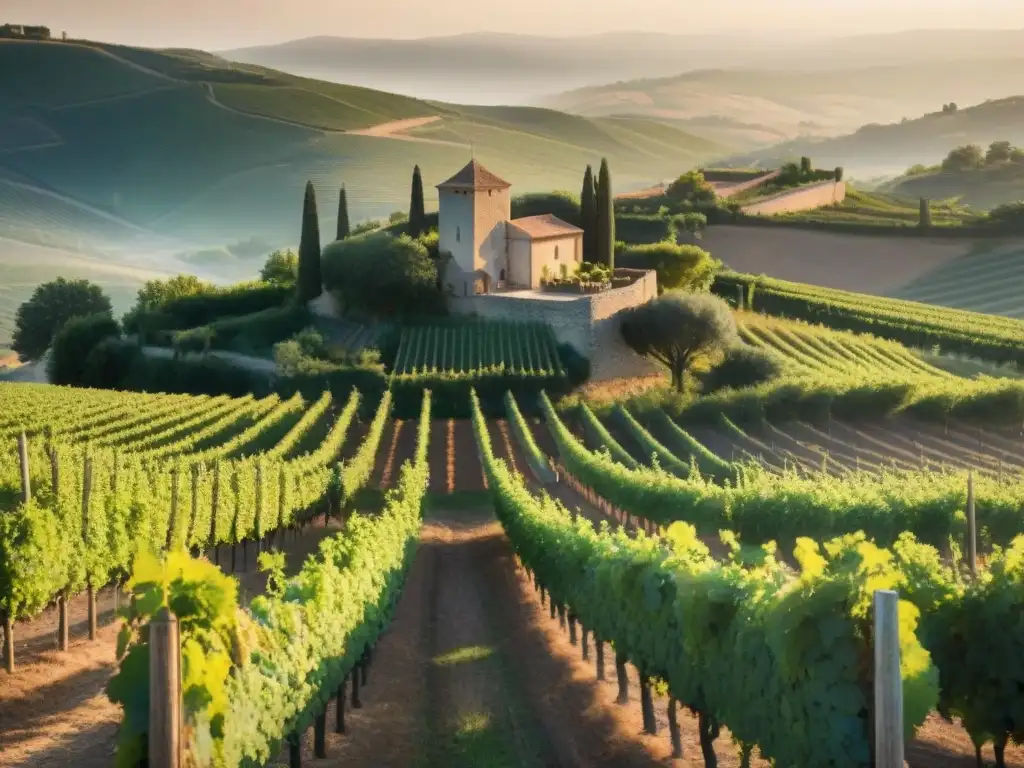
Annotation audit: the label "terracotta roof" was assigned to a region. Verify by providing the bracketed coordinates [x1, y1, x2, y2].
[437, 159, 511, 190]
[507, 214, 583, 240]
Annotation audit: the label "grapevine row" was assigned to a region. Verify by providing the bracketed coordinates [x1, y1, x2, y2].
[108, 389, 433, 766]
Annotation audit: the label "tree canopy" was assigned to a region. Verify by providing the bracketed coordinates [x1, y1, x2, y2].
[260, 249, 299, 285]
[297, 180, 322, 302]
[620, 292, 737, 391]
[596, 158, 615, 268]
[322, 232, 441, 318]
[13, 278, 113, 361]
[941, 144, 985, 172]
[48, 312, 121, 386]
[616, 241, 718, 292]
[665, 170, 716, 205]
[336, 184, 350, 240]
[580, 165, 597, 264]
[408, 165, 427, 237]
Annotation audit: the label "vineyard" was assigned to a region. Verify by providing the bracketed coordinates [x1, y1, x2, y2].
[391, 320, 564, 379]
[713, 270, 1024, 366]
[891, 242, 1024, 319]
[3, 375, 1024, 767]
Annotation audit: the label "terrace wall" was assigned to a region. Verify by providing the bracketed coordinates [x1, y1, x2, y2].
[451, 269, 660, 381]
[742, 180, 847, 215]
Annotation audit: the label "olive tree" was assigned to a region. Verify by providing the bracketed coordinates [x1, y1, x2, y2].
[13, 278, 113, 361]
[620, 292, 737, 391]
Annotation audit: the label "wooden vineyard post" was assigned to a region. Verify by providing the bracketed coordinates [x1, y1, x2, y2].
[149, 609, 181, 768]
[873, 590, 904, 768]
[210, 464, 220, 567]
[595, 635, 605, 680]
[314, 709, 327, 758]
[351, 663, 362, 709]
[82, 456, 97, 640]
[615, 651, 629, 704]
[335, 675, 347, 733]
[17, 432, 30, 503]
[49, 443, 59, 497]
[668, 698, 683, 758]
[167, 467, 179, 551]
[581, 625, 590, 661]
[2, 612, 13, 673]
[58, 594, 69, 652]
[966, 470, 977, 577]
[568, 613, 578, 645]
[187, 465, 200, 556]
[288, 731, 301, 768]
[640, 674, 657, 735]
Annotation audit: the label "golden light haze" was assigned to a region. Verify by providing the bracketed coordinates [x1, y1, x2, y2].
[4, 0, 1023, 49]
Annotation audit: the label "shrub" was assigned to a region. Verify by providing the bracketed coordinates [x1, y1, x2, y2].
[665, 171, 716, 205]
[615, 213, 673, 244]
[48, 312, 121, 385]
[170, 305, 310, 355]
[511, 191, 581, 226]
[322, 232, 443, 318]
[126, 281, 291, 337]
[13, 278, 113, 361]
[700, 344, 784, 394]
[616, 241, 718, 292]
[259, 250, 298, 285]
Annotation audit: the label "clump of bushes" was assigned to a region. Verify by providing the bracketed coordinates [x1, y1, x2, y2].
[699, 344, 784, 394]
[616, 241, 718, 292]
[48, 312, 121, 385]
[322, 231, 444, 319]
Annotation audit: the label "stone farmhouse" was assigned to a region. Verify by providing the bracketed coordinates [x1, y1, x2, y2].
[438, 159, 660, 382]
[437, 160, 583, 295]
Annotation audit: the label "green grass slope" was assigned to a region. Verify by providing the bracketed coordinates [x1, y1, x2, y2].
[0, 37, 726, 335]
[765, 187, 975, 227]
[0, 38, 724, 244]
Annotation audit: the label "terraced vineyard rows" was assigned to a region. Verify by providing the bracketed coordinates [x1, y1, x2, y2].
[392, 320, 564, 378]
[891, 243, 1024, 318]
[713, 270, 1024, 366]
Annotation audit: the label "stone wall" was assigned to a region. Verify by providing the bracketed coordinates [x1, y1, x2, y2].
[742, 180, 847, 215]
[451, 269, 660, 381]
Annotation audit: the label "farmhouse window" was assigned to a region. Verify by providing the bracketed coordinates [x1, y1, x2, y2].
[456, 226, 461, 242]
[554, 245, 560, 260]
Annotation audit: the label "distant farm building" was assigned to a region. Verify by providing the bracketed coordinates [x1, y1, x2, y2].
[0, 24, 51, 39]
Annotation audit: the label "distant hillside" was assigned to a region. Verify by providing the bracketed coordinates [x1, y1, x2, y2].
[722, 97, 1024, 177]
[222, 29, 1024, 108]
[0, 38, 725, 347]
[545, 60, 1024, 149]
[880, 143, 1024, 211]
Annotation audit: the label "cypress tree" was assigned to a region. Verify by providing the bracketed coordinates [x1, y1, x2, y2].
[919, 197, 932, 230]
[580, 165, 598, 264]
[409, 165, 426, 237]
[596, 158, 615, 269]
[297, 180, 322, 302]
[336, 184, 350, 240]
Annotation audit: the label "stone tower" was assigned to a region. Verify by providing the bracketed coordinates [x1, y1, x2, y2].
[436, 159, 512, 295]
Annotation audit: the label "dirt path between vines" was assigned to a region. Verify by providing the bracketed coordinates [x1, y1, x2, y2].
[300, 502, 767, 768]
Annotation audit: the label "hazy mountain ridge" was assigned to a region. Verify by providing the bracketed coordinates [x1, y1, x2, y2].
[723, 96, 1024, 180]
[222, 29, 1024, 109]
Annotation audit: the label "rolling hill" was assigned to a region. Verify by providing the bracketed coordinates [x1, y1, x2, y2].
[0, 37, 725, 348]
[544, 60, 1024, 150]
[881, 163, 1024, 211]
[222, 29, 1024, 110]
[721, 97, 1024, 178]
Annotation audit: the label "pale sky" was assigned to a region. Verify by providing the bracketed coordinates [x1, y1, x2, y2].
[5, 0, 1023, 50]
